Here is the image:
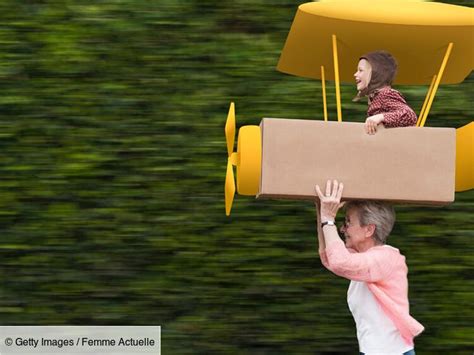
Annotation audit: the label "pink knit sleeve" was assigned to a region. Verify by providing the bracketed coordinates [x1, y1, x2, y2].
[320, 246, 357, 269]
[319, 250, 328, 268]
[324, 239, 395, 282]
[319, 249, 331, 269]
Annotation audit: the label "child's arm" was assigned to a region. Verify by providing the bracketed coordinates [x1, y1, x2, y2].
[365, 113, 384, 134]
[382, 89, 417, 127]
[383, 105, 417, 128]
[365, 90, 417, 134]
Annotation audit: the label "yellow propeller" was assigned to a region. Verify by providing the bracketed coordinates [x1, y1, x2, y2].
[225, 103, 237, 216]
[455, 121, 474, 192]
[225, 102, 262, 216]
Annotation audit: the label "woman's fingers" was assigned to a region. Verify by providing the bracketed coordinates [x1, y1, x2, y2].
[331, 180, 338, 198]
[315, 185, 324, 199]
[316, 180, 345, 221]
[317, 180, 344, 202]
[337, 182, 344, 200]
[325, 180, 331, 197]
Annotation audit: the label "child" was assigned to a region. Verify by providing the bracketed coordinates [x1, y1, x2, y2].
[353, 51, 417, 135]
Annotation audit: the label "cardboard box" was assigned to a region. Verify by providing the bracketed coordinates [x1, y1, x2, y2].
[257, 118, 455, 204]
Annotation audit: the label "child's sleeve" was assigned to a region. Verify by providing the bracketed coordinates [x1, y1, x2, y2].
[382, 90, 417, 128]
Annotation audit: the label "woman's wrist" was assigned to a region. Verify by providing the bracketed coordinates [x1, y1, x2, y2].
[320, 215, 335, 223]
[321, 220, 336, 228]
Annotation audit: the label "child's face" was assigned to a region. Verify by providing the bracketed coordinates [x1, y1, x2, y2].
[354, 59, 372, 92]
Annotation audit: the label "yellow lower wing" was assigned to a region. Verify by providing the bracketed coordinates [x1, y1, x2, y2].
[456, 122, 474, 192]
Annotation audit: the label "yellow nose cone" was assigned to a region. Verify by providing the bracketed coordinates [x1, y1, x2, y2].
[236, 125, 262, 195]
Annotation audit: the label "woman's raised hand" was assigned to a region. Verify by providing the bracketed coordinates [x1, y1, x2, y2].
[315, 180, 345, 222]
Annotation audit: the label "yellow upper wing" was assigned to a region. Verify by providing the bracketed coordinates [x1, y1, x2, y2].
[277, 1, 474, 84]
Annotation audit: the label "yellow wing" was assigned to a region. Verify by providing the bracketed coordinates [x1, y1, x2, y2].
[277, 1, 474, 84]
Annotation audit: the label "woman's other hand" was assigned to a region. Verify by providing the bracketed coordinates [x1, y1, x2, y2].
[315, 180, 345, 222]
[365, 114, 384, 135]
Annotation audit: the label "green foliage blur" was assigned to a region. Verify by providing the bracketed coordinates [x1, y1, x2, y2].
[0, 0, 472, 353]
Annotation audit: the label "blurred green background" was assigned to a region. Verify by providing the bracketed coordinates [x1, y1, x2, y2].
[0, 0, 472, 353]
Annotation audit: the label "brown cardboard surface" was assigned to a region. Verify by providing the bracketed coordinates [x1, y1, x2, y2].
[257, 118, 455, 204]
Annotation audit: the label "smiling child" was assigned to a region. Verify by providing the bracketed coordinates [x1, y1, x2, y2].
[354, 51, 417, 134]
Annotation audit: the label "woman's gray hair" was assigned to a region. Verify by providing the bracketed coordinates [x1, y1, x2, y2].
[345, 200, 396, 245]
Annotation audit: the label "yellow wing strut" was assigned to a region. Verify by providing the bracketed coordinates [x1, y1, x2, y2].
[321, 65, 328, 121]
[332, 34, 342, 122]
[419, 43, 453, 127]
[417, 75, 436, 127]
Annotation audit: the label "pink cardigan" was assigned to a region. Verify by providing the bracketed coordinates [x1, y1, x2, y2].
[320, 239, 424, 346]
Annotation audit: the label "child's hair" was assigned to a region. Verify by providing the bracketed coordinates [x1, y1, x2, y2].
[354, 50, 398, 101]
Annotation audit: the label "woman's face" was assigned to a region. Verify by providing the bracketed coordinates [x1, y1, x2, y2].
[340, 208, 371, 251]
[354, 59, 372, 92]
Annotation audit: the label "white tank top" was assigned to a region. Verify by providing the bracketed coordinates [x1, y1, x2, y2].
[347, 280, 412, 354]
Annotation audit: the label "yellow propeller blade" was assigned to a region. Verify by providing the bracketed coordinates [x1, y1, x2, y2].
[455, 121, 474, 192]
[225, 160, 236, 216]
[225, 102, 236, 157]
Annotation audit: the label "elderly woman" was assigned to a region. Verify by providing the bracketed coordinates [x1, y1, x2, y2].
[315, 180, 423, 355]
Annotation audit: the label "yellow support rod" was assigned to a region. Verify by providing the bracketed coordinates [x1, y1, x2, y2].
[419, 43, 453, 127]
[332, 34, 342, 122]
[417, 75, 437, 127]
[321, 65, 328, 121]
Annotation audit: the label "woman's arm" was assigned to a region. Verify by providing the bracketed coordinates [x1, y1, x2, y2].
[315, 180, 345, 248]
[315, 200, 330, 268]
[324, 239, 395, 282]
[315, 200, 325, 252]
[315, 180, 345, 269]
[315, 180, 395, 282]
